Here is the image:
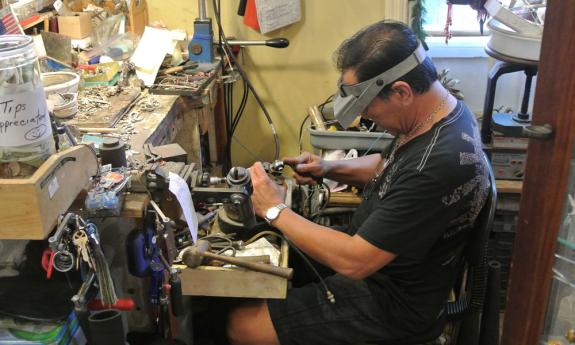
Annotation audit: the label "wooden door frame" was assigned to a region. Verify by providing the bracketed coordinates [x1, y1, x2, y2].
[501, 1, 575, 344]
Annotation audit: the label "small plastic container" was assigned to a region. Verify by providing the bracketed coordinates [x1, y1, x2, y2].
[0, 35, 55, 171]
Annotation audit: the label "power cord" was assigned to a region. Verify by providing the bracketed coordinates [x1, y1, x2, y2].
[245, 230, 336, 304]
[212, 0, 281, 161]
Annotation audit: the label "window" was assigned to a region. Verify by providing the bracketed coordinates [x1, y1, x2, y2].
[423, 0, 486, 36]
[423, 0, 517, 37]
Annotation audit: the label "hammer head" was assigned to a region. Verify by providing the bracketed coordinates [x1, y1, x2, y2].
[182, 239, 211, 268]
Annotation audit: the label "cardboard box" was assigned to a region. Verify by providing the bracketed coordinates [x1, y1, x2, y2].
[58, 12, 92, 39]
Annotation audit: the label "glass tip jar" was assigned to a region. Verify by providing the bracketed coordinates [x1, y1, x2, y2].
[0, 35, 55, 178]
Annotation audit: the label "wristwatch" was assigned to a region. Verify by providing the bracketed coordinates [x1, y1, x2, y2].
[264, 203, 288, 225]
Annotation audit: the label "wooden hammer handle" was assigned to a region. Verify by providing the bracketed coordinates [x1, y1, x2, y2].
[203, 251, 294, 279]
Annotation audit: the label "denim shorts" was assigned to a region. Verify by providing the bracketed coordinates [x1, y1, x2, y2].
[267, 274, 397, 345]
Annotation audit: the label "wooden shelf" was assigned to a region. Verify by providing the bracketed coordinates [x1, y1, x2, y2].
[20, 12, 53, 31]
[496, 179, 524, 194]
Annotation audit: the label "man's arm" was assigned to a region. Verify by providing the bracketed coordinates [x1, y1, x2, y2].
[284, 152, 382, 188]
[273, 209, 396, 280]
[250, 162, 395, 279]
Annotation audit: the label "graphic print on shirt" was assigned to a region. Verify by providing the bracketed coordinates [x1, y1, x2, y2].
[442, 128, 490, 239]
[377, 157, 402, 199]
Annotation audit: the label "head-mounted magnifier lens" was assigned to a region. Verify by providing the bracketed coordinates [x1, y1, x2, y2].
[333, 42, 427, 128]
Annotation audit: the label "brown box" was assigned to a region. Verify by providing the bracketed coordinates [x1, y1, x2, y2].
[0, 146, 98, 240]
[58, 12, 92, 39]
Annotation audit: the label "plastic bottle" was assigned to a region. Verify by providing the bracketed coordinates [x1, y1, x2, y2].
[0, 35, 55, 173]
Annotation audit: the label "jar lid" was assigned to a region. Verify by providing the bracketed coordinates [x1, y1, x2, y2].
[0, 35, 33, 58]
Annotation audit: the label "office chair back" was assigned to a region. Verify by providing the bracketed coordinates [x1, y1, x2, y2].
[446, 153, 497, 320]
[370, 153, 498, 345]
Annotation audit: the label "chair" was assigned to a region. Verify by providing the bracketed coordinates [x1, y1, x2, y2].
[376, 153, 498, 345]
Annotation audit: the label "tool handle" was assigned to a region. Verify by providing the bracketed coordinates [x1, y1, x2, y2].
[237, 0, 247, 15]
[308, 105, 326, 130]
[284, 162, 324, 185]
[237, 255, 271, 264]
[265, 38, 289, 48]
[88, 298, 135, 311]
[203, 252, 293, 279]
[48, 213, 73, 251]
[169, 274, 184, 317]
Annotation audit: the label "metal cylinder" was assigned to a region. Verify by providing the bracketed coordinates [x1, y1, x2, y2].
[88, 309, 125, 345]
[224, 167, 256, 228]
[100, 137, 127, 168]
[198, 0, 207, 20]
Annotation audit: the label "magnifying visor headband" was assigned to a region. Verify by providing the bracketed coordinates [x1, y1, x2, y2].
[333, 42, 427, 128]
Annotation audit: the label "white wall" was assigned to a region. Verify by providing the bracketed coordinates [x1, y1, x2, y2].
[428, 37, 537, 117]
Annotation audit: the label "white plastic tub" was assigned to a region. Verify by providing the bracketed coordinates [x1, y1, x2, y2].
[41, 71, 80, 96]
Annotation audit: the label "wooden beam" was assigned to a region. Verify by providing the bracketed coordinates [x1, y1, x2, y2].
[501, 1, 575, 344]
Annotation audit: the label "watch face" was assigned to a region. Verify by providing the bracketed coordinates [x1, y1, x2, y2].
[266, 207, 280, 220]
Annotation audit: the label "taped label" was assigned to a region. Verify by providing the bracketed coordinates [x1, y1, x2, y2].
[0, 86, 52, 147]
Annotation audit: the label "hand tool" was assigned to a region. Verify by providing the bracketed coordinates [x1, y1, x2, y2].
[283, 162, 324, 185]
[181, 239, 293, 279]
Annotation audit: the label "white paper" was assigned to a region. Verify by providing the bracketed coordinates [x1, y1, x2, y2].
[130, 27, 181, 86]
[169, 172, 198, 243]
[255, 0, 301, 34]
[233, 238, 280, 267]
[53, 0, 64, 14]
[0, 87, 52, 147]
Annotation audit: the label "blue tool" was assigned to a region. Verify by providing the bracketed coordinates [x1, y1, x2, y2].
[188, 0, 213, 63]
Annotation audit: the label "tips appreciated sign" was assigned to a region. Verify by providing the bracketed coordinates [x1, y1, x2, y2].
[0, 86, 52, 147]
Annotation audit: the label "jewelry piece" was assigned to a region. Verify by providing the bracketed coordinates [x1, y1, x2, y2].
[362, 91, 450, 200]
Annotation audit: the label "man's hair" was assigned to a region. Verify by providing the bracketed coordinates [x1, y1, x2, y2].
[335, 20, 438, 99]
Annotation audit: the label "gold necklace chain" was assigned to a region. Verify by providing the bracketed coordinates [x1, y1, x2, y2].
[398, 91, 450, 147]
[363, 91, 451, 200]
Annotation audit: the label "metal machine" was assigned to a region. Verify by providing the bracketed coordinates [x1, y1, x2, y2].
[188, 0, 290, 65]
[188, 0, 213, 64]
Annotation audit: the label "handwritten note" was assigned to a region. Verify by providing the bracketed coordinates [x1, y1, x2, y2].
[0, 86, 52, 147]
[169, 172, 198, 243]
[255, 0, 301, 34]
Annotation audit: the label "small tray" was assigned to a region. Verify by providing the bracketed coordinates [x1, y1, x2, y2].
[309, 128, 394, 152]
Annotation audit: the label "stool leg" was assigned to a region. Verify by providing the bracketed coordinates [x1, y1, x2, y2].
[481, 62, 527, 143]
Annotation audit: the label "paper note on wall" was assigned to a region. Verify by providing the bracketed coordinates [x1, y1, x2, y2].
[169, 172, 198, 243]
[255, 0, 301, 34]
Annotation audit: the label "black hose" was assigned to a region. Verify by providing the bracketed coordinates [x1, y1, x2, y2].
[479, 260, 502, 345]
[212, 0, 281, 160]
[88, 309, 125, 345]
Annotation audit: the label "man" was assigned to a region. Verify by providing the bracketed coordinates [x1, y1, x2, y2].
[227, 20, 490, 345]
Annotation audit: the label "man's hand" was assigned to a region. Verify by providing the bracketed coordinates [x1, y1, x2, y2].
[249, 162, 286, 217]
[283, 152, 329, 185]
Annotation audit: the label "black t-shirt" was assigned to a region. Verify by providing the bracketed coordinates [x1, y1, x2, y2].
[349, 101, 490, 336]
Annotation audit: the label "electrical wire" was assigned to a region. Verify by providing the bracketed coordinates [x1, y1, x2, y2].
[298, 115, 310, 154]
[200, 234, 238, 256]
[243, 230, 335, 304]
[212, 0, 280, 161]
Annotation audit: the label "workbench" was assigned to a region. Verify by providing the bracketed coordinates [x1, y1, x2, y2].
[70, 80, 290, 299]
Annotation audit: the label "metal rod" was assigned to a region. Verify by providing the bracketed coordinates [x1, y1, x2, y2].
[225, 40, 268, 46]
[198, 0, 207, 20]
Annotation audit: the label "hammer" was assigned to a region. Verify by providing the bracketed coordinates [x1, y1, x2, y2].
[181, 240, 294, 279]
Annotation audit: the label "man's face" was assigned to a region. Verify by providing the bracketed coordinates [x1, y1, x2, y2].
[341, 69, 405, 133]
